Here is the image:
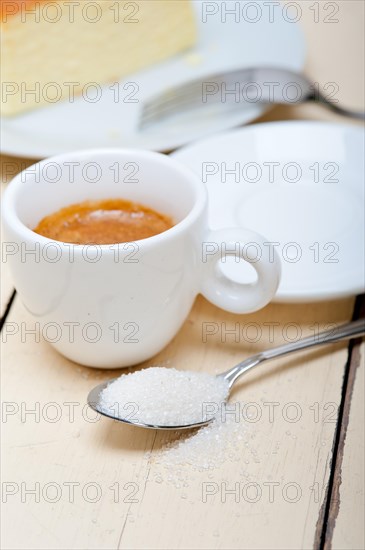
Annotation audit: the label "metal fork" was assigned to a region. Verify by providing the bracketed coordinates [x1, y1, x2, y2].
[139, 66, 365, 129]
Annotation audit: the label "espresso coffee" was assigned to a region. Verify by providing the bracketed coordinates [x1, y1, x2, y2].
[33, 199, 174, 245]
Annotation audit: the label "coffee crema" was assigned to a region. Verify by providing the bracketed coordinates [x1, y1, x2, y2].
[33, 199, 174, 245]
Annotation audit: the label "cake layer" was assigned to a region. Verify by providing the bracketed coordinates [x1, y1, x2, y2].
[0, 0, 196, 116]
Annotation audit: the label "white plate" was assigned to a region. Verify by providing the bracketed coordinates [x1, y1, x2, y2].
[0, 1, 305, 158]
[172, 121, 365, 302]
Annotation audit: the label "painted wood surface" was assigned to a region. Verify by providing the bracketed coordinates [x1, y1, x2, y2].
[1, 2, 364, 549]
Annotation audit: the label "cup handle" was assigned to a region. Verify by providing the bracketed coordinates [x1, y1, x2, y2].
[200, 228, 281, 314]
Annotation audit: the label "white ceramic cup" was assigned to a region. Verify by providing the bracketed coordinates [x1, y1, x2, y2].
[2, 149, 281, 368]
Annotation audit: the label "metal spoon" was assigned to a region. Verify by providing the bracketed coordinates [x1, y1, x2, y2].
[139, 66, 365, 129]
[87, 319, 365, 430]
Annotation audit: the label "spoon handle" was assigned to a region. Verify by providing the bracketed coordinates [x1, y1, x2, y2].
[261, 319, 365, 360]
[223, 319, 365, 387]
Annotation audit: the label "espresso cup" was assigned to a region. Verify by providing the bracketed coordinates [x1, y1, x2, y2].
[2, 149, 281, 368]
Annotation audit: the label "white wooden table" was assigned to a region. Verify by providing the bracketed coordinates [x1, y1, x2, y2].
[1, 2, 364, 549]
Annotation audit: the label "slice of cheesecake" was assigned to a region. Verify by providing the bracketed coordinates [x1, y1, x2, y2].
[0, 0, 196, 116]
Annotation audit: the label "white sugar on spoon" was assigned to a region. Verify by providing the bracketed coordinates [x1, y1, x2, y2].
[99, 367, 229, 428]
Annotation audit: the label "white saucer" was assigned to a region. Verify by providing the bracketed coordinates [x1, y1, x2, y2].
[0, 1, 304, 158]
[172, 121, 365, 302]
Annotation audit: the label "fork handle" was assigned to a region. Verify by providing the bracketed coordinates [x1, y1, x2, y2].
[308, 90, 365, 120]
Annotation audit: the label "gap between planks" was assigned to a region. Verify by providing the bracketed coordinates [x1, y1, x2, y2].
[0, 289, 17, 332]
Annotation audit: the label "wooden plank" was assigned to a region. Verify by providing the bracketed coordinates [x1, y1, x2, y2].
[1, 294, 355, 550]
[317, 297, 365, 550]
[330, 340, 365, 550]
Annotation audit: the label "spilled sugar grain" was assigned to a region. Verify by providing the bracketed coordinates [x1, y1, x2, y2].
[150, 403, 259, 491]
[99, 367, 230, 427]
[154, 403, 247, 473]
